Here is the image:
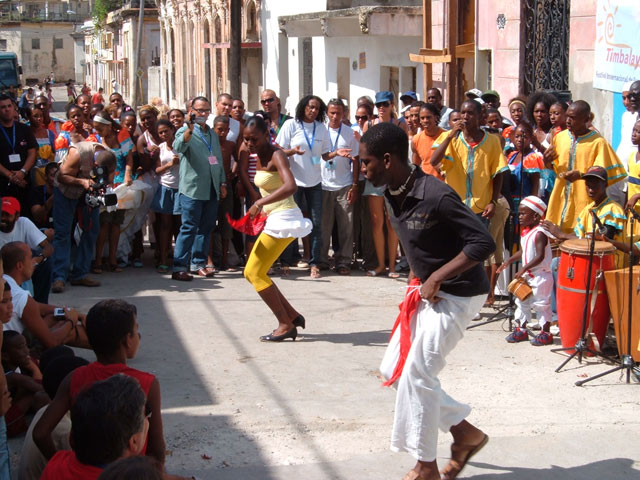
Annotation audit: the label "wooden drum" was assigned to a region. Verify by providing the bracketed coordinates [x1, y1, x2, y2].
[557, 239, 616, 351]
[604, 267, 640, 362]
[508, 277, 533, 301]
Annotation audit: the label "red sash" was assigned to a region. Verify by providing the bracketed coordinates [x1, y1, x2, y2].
[383, 277, 422, 387]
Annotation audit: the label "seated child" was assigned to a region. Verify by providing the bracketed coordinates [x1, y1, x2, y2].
[2, 330, 49, 436]
[498, 196, 554, 345]
[40, 374, 148, 480]
[33, 299, 165, 465]
[19, 354, 89, 480]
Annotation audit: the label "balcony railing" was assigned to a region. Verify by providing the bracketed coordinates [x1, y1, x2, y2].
[0, 3, 87, 23]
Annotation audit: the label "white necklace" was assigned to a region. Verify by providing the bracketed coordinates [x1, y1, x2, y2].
[387, 165, 417, 196]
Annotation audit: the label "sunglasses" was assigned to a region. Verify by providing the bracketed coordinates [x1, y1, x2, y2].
[260, 97, 276, 105]
[375, 102, 390, 108]
[355, 115, 368, 121]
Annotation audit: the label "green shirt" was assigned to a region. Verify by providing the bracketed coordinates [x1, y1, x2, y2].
[173, 124, 226, 201]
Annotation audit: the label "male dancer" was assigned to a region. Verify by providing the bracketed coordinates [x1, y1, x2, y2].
[360, 123, 494, 480]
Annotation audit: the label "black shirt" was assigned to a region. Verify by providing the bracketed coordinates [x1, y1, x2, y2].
[0, 121, 37, 171]
[385, 169, 495, 297]
[28, 184, 54, 228]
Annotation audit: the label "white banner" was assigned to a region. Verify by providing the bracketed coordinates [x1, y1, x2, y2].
[593, 0, 640, 92]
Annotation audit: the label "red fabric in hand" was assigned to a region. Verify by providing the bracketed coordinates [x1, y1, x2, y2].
[226, 212, 267, 236]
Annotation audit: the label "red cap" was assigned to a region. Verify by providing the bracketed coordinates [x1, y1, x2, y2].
[1, 197, 20, 215]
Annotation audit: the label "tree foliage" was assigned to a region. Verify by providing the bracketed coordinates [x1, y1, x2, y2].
[92, 0, 123, 26]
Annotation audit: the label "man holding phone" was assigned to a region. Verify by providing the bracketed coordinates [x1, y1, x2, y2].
[171, 96, 227, 281]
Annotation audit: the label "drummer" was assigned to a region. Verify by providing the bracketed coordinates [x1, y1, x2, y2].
[542, 166, 626, 267]
[498, 196, 554, 345]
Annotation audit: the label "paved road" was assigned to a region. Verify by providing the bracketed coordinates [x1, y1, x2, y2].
[8, 257, 640, 479]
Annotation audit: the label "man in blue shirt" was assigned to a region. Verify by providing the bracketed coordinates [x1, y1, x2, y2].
[171, 96, 227, 281]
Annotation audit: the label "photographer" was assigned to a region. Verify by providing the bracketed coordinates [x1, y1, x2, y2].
[51, 140, 116, 294]
[171, 96, 226, 281]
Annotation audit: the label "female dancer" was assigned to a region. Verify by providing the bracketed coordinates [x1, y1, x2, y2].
[90, 111, 135, 273]
[243, 115, 312, 342]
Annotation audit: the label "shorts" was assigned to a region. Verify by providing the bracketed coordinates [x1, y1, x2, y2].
[151, 184, 181, 215]
[100, 209, 125, 225]
[215, 191, 233, 240]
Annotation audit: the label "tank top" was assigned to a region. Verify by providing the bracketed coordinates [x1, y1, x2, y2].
[69, 362, 155, 400]
[158, 142, 179, 189]
[520, 225, 552, 276]
[54, 141, 101, 199]
[253, 170, 297, 214]
[248, 153, 257, 184]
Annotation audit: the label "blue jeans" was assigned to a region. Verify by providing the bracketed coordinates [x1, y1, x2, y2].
[0, 417, 10, 480]
[52, 188, 100, 283]
[281, 183, 323, 266]
[173, 194, 219, 272]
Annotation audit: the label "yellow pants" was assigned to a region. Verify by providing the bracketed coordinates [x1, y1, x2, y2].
[244, 233, 294, 292]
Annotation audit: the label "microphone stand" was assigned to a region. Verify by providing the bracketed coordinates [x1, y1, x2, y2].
[552, 210, 612, 372]
[575, 211, 638, 386]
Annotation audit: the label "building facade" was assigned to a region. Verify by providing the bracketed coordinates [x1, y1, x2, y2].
[264, 1, 424, 117]
[84, 1, 161, 105]
[0, 0, 91, 83]
[157, 0, 262, 110]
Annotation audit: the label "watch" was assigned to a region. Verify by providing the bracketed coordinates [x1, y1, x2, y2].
[20, 168, 28, 175]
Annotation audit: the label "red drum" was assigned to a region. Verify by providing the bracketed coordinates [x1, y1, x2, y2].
[557, 239, 616, 351]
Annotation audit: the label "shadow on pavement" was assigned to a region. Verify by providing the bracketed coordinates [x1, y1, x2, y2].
[298, 330, 391, 347]
[468, 458, 640, 480]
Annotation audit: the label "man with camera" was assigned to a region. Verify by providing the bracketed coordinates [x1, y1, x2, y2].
[172, 96, 227, 281]
[51, 144, 116, 293]
[2, 241, 89, 349]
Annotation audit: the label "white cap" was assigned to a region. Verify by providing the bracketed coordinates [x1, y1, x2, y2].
[520, 195, 547, 217]
[465, 88, 483, 98]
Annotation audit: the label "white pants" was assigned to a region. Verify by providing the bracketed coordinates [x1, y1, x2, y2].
[514, 271, 553, 328]
[380, 291, 486, 462]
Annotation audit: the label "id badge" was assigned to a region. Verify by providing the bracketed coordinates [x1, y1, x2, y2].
[311, 155, 321, 165]
[208, 156, 218, 165]
[8, 154, 21, 164]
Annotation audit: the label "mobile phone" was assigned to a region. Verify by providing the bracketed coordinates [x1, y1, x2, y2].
[53, 307, 66, 319]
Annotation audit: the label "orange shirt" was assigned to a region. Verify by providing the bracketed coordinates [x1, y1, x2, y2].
[412, 128, 447, 180]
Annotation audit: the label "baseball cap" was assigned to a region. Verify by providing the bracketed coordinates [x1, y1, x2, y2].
[465, 88, 483, 99]
[1, 197, 20, 215]
[481, 90, 500, 101]
[375, 91, 394, 104]
[580, 166, 608, 183]
[400, 91, 417, 102]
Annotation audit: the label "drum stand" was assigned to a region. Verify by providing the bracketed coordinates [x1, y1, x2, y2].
[552, 222, 612, 373]
[468, 211, 517, 331]
[575, 214, 638, 386]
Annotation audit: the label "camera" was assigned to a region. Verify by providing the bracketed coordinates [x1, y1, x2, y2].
[189, 113, 196, 124]
[85, 165, 118, 208]
[53, 307, 66, 319]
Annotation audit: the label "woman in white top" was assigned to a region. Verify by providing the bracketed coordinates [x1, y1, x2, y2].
[150, 119, 181, 273]
[275, 95, 351, 278]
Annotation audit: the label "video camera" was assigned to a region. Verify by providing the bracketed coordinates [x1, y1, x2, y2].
[85, 165, 118, 208]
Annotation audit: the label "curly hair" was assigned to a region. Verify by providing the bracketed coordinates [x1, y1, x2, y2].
[294, 95, 327, 124]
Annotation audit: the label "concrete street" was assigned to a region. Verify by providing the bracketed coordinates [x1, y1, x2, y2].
[9, 260, 640, 480]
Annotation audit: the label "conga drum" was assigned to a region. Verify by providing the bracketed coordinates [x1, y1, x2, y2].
[557, 239, 616, 351]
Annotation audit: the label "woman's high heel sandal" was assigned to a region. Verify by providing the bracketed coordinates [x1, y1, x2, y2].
[292, 315, 306, 329]
[260, 327, 298, 342]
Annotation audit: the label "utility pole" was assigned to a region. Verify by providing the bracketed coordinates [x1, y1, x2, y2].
[133, 0, 145, 108]
[229, 0, 241, 98]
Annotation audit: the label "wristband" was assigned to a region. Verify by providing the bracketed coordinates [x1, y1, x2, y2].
[20, 168, 28, 175]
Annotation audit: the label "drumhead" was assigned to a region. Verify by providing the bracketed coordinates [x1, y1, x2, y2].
[559, 238, 616, 254]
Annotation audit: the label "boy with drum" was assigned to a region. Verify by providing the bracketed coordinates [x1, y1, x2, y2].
[498, 196, 554, 345]
[543, 166, 626, 267]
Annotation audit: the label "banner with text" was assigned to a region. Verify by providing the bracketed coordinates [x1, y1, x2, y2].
[593, 0, 640, 92]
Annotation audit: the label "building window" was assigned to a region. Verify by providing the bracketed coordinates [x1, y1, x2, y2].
[0, 40, 6, 52]
[32, 38, 40, 50]
[54, 38, 63, 49]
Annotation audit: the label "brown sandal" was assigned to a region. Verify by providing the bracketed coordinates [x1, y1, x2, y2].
[441, 434, 489, 480]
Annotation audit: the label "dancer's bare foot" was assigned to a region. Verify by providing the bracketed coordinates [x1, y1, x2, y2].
[402, 460, 441, 480]
[441, 421, 489, 480]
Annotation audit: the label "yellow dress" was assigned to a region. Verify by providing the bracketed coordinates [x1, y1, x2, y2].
[546, 130, 626, 233]
[441, 132, 508, 214]
[253, 169, 297, 214]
